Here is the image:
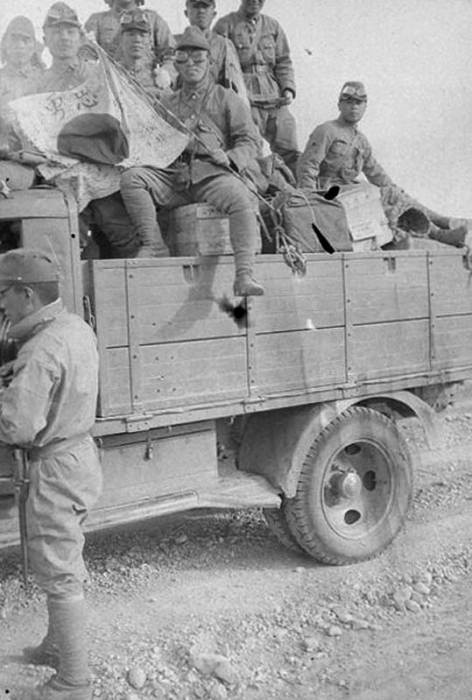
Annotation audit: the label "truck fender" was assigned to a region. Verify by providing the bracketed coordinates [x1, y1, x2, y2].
[238, 391, 439, 498]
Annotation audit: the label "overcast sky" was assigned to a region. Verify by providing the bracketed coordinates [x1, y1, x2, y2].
[1, 0, 471, 215]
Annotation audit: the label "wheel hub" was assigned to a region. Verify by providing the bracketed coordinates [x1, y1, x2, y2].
[334, 469, 363, 499]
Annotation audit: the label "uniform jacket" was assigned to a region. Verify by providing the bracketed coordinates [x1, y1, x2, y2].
[214, 9, 296, 104]
[161, 78, 259, 183]
[0, 63, 44, 105]
[34, 57, 98, 93]
[0, 299, 98, 447]
[85, 7, 175, 64]
[297, 117, 393, 191]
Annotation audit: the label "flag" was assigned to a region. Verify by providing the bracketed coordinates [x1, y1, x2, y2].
[9, 46, 188, 169]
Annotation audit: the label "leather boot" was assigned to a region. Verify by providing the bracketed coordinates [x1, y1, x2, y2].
[30, 596, 91, 699]
[23, 638, 60, 670]
[23, 598, 60, 670]
[233, 272, 264, 297]
[428, 224, 468, 247]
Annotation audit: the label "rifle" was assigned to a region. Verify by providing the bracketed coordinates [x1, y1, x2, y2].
[12, 448, 30, 590]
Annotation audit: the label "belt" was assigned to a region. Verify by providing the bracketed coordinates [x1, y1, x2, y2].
[242, 64, 271, 74]
[28, 433, 91, 461]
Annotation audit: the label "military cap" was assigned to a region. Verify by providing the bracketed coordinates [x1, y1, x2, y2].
[3, 16, 36, 39]
[120, 9, 151, 33]
[186, 0, 215, 6]
[43, 2, 81, 29]
[176, 26, 211, 51]
[339, 81, 367, 101]
[0, 249, 60, 286]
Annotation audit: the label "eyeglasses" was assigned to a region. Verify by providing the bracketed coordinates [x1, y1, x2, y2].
[175, 49, 208, 64]
[340, 96, 367, 105]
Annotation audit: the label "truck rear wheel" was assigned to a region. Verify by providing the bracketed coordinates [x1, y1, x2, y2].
[285, 406, 413, 564]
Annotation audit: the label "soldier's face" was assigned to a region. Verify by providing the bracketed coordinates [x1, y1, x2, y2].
[176, 49, 209, 85]
[4, 33, 35, 68]
[120, 29, 150, 59]
[44, 25, 82, 60]
[338, 97, 367, 124]
[241, 0, 265, 17]
[0, 285, 32, 326]
[185, 4, 216, 31]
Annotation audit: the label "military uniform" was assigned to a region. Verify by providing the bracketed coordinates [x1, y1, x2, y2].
[214, 7, 299, 171]
[0, 63, 43, 104]
[297, 117, 393, 191]
[0, 248, 101, 699]
[297, 82, 455, 235]
[85, 6, 175, 64]
[120, 26, 263, 295]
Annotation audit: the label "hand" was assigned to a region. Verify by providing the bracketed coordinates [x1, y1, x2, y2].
[281, 89, 294, 105]
[154, 67, 172, 90]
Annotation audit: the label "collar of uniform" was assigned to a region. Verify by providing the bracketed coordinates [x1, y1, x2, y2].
[9, 298, 64, 342]
[336, 116, 358, 131]
[180, 76, 212, 101]
[120, 55, 152, 73]
[49, 57, 82, 76]
[236, 7, 262, 24]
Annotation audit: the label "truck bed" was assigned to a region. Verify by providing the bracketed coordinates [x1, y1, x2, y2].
[89, 249, 472, 436]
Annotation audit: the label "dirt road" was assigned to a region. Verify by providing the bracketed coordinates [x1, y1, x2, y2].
[1, 407, 472, 699]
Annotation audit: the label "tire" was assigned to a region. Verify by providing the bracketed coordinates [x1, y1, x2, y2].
[263, 504, 305, 555]
[285, 406, 413, 565]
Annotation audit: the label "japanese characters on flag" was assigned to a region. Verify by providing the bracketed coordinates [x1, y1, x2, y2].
[8, 46, 188, 210]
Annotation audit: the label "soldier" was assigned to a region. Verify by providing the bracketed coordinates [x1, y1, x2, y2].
[85, 0, 175, 78]
[117, 9, 174, 100]
[0, 249, 102, 700]
[34, 2, 147, 259]
[297, 81, 465, 241]
[0, 16, 45, 105]
[214, 0, 300, 173]
[181, 0, 247, 97]
[120, 26, 264, 296]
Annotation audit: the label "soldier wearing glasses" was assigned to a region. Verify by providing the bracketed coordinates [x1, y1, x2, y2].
[120, 26, 264, 296]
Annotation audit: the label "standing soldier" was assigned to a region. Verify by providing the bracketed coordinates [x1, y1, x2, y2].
[117, 9, 175, 99]
[120, 27, 264, 296]
[181, 0, 247, 98]
[85, 0, 175, 83]
[0, 249, 102, 700]
[214, 0, 300, 173]
[0, 16, 45, 105]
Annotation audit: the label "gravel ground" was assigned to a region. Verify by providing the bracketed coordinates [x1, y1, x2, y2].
[1, 406, 472, 699]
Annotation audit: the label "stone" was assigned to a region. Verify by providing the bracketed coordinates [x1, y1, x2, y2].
[335, 611, 353, 624]
[413, 581, 431, 596]
[405, 600, 421, 613]
[208, 682, 228, 699]
[327, 625, 343, 637]
[128, 666, 147, 689]
[191, 653, 236, 685]
[350, 618, 370, 631]
[302, 635, 322, 653]
[410, 592, 424, 606]
[175, 534, 188, 545]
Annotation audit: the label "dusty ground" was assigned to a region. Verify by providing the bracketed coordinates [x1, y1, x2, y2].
[1, 406, 472, 700]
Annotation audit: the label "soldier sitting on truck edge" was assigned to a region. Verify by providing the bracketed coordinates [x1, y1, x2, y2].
[85, 0, 175, 79]
[117, 9, 174, 100]
[214, 0, 300, 175]
[0, 249, 102, 700]
[297, 81, 470, 245]
[120, 26, 264, 296]
[178, 0, 248, 100]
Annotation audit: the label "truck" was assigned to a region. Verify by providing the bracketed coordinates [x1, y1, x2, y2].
[0, 186, 470, 565]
